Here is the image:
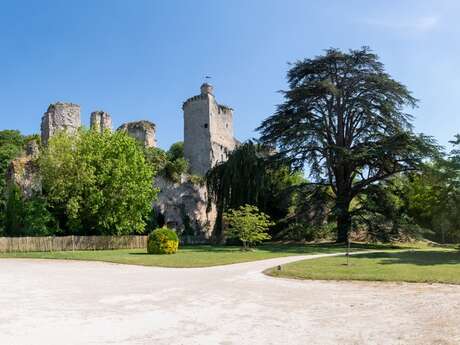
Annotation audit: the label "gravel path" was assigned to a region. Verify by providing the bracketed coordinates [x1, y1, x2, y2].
[1, 253, 460, 345]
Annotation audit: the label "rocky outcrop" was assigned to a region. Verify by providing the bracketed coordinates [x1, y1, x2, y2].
[153, 176, 216, 244]
[6, 156, 41, 199]
[41, 102, 81, 146]
[90, 111, 112, 133]
[117, 121, 156, 148]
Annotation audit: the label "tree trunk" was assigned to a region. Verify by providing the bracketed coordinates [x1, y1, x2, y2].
[336, 199, 351, 243]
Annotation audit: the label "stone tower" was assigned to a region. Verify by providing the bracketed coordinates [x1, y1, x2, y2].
[41, 102, 81, 146]
[183, 83, 236, 176]
[117, 121, 157, 148]
[90, 111, 112, 133]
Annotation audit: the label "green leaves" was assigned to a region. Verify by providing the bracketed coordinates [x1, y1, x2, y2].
[206, 141, 304, 240]
[144, 141, 188, 182]
[0, 130, 32, 232]
[223, 204, 273, 249]
[257, 47, 437, 241]
[40, 129, 157, 235]
[402, 138, 460, 243]
[4, 184, 53, 236]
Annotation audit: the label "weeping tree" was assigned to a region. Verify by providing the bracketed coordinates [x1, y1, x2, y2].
[258, 47, 437, 242]
[206, 141, 303, 241]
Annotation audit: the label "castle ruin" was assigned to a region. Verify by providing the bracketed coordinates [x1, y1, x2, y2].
[117, 121, 157, 148]
[90, 111, 112, 133]
[183, 83, 237, 176]
[10, 83, 234, 242]
[40, 102, 81, 146]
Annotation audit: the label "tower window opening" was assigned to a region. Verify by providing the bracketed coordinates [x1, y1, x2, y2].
[204, 123, 208, 128]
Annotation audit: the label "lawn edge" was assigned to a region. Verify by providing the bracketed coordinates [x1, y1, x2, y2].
[263, 249, 460, 285]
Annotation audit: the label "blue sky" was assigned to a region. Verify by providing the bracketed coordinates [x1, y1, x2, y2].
[1, 0, 459, 150]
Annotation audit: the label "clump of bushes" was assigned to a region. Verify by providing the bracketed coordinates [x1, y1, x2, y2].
[147, 227, 179, 254]
[280, 222, 336, 242]
[144, 142, 189, 183]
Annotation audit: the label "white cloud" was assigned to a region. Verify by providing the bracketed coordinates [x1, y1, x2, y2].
[365, 15, 439, 33]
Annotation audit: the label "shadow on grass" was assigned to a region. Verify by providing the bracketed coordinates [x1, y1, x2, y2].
[351, 250, 460, 266]
[128, 242, 404, 256]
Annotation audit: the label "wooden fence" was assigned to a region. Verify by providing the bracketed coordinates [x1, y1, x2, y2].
[0, 235, 148, 253]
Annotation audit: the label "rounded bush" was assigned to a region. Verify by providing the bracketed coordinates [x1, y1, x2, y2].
[147, 227, 179, 254]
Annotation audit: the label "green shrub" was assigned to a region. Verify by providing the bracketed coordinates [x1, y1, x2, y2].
[224, 204, 273, 250]
[147, 227, 179, 254]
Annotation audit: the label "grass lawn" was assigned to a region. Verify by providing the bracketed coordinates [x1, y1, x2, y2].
[266, 248, 460, 284]
[0, 242, 397, 268]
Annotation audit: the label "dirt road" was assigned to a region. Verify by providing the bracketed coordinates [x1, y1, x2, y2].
[1, 254, 459, 345]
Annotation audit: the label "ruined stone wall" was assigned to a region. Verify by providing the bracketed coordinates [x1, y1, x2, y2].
[90, 111, 112, 133]
[117, 121, 156, 148]
[153, 176, 216, 243]
[209, 102, 236, 167]
[15, 86, 236, 242]
[41, 102, 81, 146]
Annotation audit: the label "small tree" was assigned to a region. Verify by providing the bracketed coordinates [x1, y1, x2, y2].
[223, 204, 273, 250]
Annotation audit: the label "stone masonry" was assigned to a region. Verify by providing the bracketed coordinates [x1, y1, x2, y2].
[6, 140, 41, 199]
[40, 102, 81, 146]
[117, 121, 156, 148]
[183, 83, 237, 176]
[90, 111, 112, 133]
[14, 84, 236, 243]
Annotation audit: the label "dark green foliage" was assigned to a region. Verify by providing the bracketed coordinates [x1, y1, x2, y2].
[207, 142, 269, 211]
[207, 141, 304, 240]
[0, 130, 27, 195]
[351, 179, 423, 242]
[0, 130, 33, 232]
[168, 141, 184, 161]
[279, 222, 335, 242]
[402, 137, 460, 243]
[164, 142, 188, 182]
[144, 142, 188, 182]
[258, 47, 437, 242]
[147, 227, 179, 254]
[164, 158, 188, 182]
[144, 147, 168, 173]
[4, 185, 22, 235]
[4, 184, 53, 236]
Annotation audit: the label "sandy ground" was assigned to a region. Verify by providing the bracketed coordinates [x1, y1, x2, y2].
[1, 254, 460, 345]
